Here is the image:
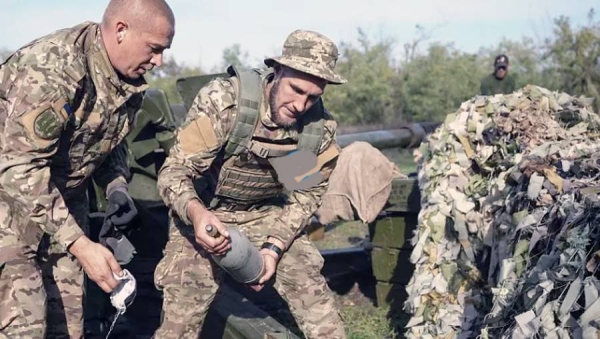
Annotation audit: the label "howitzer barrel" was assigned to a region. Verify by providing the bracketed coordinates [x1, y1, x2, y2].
[336, 122, 441, 149]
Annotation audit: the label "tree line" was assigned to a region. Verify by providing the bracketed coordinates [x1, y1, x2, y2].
[2, 9, 599, 127]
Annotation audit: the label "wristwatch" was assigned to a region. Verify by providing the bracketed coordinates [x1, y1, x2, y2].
[261, 242, 284, 258]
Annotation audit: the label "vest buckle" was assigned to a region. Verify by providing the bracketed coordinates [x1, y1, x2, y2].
[248, 141, 270, 158]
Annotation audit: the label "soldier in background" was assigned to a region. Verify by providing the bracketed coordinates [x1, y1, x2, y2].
[154, 30, 347, 338]
[0, 0, 175, 337]
[480, 54, 517, 95]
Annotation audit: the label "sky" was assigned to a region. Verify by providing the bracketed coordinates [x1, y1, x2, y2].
[1, 0, 598, 71]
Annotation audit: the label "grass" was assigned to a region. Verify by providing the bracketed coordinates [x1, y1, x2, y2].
[342, 306, 399, 339]
[313, 226, 404, 339]
[310, 149, 418, 339]
[315, 226, 412, 338]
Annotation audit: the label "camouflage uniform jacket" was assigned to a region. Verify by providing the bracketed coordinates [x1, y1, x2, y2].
[157, 73, 340, 247]
[0, 22, 148, 252]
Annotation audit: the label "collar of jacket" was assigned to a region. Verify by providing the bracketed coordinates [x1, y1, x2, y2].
[82, 22, 148, 96]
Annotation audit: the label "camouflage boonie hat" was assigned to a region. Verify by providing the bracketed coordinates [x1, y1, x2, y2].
[264, 30, 347, 85]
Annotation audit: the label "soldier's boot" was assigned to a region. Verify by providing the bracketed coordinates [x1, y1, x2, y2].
[0, 229, 47, 339]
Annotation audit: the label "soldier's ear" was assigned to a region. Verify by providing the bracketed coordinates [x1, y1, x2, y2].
[116, 21, 128, 43]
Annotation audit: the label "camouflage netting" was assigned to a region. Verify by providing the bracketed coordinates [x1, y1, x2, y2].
[406, 85, 600, 339]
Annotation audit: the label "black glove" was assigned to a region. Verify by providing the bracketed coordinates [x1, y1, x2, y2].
[105, 185, 138, 229]
[98, 217, 137, 266]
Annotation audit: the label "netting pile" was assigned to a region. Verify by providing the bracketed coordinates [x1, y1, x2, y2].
[406, 85, 600, 339]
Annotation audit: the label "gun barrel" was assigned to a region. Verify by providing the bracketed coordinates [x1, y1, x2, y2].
[337, 122, 440, 149]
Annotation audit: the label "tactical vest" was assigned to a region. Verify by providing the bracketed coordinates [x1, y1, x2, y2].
[208, 66, 327, 206]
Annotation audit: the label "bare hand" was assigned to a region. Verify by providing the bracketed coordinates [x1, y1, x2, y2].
[69, 236, 122, 293]
[248, 249, 278, 292]
[187, 199, 231, 255]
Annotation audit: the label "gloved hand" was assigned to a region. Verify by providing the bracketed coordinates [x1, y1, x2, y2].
[98, 219, 137, 266]
[105, 184, 138, 229]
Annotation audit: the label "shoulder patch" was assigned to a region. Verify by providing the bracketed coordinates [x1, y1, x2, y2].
[21, 98, 70, 143]
[34, 109, 63, 140]
[178, 114, 220, 155]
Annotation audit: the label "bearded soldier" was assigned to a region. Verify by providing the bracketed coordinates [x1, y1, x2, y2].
[154, 30, 347, 339]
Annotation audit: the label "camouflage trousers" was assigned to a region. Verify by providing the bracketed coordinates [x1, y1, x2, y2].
[0, 198, 88, 339]
[154, 207, 346, 339]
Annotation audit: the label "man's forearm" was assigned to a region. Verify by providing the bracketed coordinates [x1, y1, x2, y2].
[186, 198, 208, 224]
[157, 156, 203, 225]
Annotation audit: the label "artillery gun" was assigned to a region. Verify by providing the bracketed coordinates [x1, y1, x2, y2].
[337, 122, 439, 149]
[84, 71, 434, 338]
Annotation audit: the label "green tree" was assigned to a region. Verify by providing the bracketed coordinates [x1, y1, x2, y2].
[544, 9, 600, 110]
[401, 42, 483, 122]
[478, 37, 560, 91]
[323, 28, 404, 126]
[146, 56, 204, 105]
[214, 43, 251, 72]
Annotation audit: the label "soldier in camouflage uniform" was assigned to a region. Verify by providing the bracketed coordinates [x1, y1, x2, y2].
[154, 30, 348, 339]
[0, 0, 175, 338]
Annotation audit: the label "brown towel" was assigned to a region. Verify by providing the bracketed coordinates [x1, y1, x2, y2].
[315, 142, 405, 224]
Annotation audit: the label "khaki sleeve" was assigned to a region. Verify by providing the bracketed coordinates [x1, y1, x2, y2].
[0, 63, 84, 251]
[93, 95, 144, 192]
[157, 78, 236, 224]
[267, 111, 341, 249]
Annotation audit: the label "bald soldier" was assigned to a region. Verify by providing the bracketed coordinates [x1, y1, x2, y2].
[0, 0, 174, 338]
[154, 30, 347, 338]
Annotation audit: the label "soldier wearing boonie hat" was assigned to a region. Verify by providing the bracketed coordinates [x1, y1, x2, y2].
[153, 29, 347, 339]
[265, 29, 347, 84]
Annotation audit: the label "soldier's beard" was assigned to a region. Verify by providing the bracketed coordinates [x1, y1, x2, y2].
[269, 79, 299, 130]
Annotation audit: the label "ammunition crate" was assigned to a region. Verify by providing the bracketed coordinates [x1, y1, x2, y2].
[368, 213, 417, 250]
[370, 247, 414, 284]
[368, 178, 420, 310]
[375, 281, 408, 308]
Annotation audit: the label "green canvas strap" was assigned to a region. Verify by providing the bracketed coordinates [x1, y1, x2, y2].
[246, 141, 293, 158]
[178, 65, 327, 160]
[297, 98, 326, 155]
[223, 65, 263, 158]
